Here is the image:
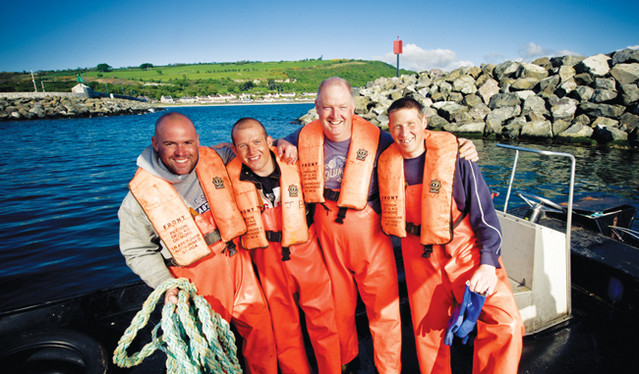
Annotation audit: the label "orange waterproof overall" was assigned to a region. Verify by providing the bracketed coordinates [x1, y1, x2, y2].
[130, 148, 277, 374]
[299, 118, 402, 374]
[227, 156, 341, 374]
[378, 137, 524, 374]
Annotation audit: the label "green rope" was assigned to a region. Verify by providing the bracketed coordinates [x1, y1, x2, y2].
[113, 278, 243, 373]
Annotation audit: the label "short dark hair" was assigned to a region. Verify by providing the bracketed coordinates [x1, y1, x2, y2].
[387, 97, 424, 116]
[231, 117, 267, 145]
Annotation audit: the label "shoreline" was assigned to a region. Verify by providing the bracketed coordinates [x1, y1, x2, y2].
[157, 100, 314, 108]
[0, 95, 315, 122]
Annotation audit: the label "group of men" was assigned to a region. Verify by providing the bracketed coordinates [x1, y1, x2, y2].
[118, 77, 525, 374]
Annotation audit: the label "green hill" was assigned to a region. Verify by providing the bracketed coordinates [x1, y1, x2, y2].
[1, 59, 414, 100]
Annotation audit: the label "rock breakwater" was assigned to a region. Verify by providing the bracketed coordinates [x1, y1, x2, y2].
[0, 95, 158, 121]
[298, 48, 639, 148]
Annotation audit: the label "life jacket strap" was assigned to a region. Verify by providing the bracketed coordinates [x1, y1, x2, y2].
[406, 222, 421, 236]
[265, 230, 283, 242]
[222, 241, 237, 256]
[202, 229, 222, 246]
[422, 244, 433, 258]
[281, 247, 291, 262]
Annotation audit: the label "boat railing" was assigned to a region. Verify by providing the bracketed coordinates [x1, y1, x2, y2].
[497, 143, 576, 255]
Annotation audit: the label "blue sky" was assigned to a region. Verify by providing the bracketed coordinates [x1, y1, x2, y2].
[1, 0, 637, 73]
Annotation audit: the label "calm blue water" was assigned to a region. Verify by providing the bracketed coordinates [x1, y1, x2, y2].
[1, 103, 637, 311]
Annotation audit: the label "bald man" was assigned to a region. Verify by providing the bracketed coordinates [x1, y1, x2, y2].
[118, 112, 277, 373]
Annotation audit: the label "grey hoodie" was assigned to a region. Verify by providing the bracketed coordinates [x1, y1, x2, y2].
[117, 145, 234, 288]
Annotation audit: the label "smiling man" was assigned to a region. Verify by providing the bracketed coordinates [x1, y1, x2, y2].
[226, 118, 340, 374]
[280, 77, 479, 373]
[118, 112, 277, 374]
[378, 97, 524, 373]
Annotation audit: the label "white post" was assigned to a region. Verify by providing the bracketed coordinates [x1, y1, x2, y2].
[31, 70, 38, 92]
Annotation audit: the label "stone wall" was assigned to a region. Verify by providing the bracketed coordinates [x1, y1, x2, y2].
[0, 95, 157, 121]
[298, 48, 639, 147]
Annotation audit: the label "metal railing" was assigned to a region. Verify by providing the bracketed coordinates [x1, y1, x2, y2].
[497, 143, 576, 255]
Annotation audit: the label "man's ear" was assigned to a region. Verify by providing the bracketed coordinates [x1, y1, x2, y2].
[151, 136, 159, 152]
[422, 115, 428, 129]
[231, 145, 238, 155]
[267, 136, 273, 147]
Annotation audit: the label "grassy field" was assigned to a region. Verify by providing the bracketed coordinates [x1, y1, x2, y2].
[1, 59, 414, 99]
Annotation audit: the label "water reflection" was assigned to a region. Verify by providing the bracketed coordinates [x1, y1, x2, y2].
[476, 140, 639, 224]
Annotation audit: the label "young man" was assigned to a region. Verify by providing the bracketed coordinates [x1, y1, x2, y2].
[118, 112, 277, 373]
[280, 77, 479, 373]
[226, 118, 341, 374]
[378, 97, 525, 373]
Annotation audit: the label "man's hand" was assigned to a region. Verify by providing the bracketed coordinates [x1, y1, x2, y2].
[164, 287, 179, 305]
[458, 138, 479, 162]
[276, 139, 298, 165]
[468, 264, 497, 296]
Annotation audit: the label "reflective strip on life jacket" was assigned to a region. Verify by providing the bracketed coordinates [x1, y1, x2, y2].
[378, 130, 458, 244]
[298, 115, 380, 210]
[226, 148, 308, 249]
[129, 147, 246, 266]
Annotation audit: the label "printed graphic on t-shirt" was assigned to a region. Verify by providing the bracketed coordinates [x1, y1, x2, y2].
[324, 155, 346, 188]
[192, 193, 209, 214]
[264, 186, 281, 208]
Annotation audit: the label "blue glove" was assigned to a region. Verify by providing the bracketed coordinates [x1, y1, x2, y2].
[445, 284, 486, 345]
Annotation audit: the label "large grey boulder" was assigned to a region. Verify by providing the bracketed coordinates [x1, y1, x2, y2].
[517, 62, 549, 80]
[610, 63, 639, 85]
[452, 76, 477, 94]
[434, 101, 468, 122]
[550, 97, 578, 120]
[579, 102, 626, 118]
[620, 84, 639, 105]
[557, 124, 593, 138]
[485, 106, 521, 133]
[522, 95, 549, 118]
[494, 61, 520, 82]
[489, 93, 521, 109]
[611, 49, 639, 65]
[575, 54, 611, 77]
[591, 89, 618, 103]
[521, 120, 553, 138]
[478, 78, 500, 104]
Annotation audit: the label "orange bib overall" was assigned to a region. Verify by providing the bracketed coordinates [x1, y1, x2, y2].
[379, 135, 524, 374]
[227, 155, 341, 374]
[299, 118, 402, 374]
[130, 148, 277, 374]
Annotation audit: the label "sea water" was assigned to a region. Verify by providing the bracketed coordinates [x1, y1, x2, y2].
[0, 103, 637, 311]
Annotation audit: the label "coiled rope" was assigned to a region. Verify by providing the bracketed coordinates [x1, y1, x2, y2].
[113, 278, 242, 373]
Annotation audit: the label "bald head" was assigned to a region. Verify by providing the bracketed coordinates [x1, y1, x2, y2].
[154, 112, 196, 137]
[317, 77, 353, 100]
[151, 112, 200, 175]
[314, 77, 355, 142]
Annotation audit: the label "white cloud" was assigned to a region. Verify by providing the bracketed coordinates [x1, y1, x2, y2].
[626, 45, 639, 50]
[517, 42, 581, 62]
[372, 43, 473, 72]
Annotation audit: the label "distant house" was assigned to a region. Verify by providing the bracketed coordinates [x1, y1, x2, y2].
[160, 96, 174, 104]
[178, 96, 197, 104]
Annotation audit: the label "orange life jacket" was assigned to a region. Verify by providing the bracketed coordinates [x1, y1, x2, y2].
[378, 130, 458, 244]
[129, 147, 246, 265]
[298, 115, 380, 210]
[226, 148, 309, 250]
